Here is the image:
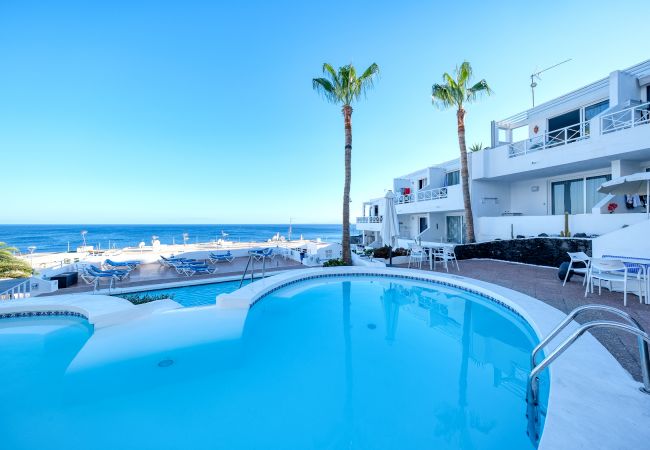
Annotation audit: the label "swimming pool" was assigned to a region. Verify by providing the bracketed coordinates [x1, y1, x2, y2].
[116, 279, 251, 307]
[0, 274, 546, 449]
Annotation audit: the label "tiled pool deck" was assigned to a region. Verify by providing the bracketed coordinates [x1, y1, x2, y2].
[396, 259, 650, 382]
[41, 257, 303, 295]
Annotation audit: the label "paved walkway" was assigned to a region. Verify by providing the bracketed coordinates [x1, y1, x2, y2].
[43, 257, 303, 295]
[397, 259, 649, 382]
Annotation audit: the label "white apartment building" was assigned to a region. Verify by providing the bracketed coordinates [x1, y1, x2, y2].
[357, 59, 650, 247]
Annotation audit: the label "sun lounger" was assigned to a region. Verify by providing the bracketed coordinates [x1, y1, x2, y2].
[209, 251, 234, 263]
[103, 259, 138, 271]
[159, 255, 194, 267]
[88, 265, 130, 281]
[175, 263, 217, 277]
[249, 248, 274, 261]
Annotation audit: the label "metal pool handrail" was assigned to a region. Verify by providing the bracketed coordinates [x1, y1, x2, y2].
[526, 319, 650, 443]
[531, 304, 649, 382]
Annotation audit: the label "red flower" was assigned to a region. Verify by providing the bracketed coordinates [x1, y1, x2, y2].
[607, 203, 618, 213]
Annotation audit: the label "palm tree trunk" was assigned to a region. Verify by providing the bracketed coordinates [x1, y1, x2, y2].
[457, 108, 476, 243]
[342, 105, 353, 264]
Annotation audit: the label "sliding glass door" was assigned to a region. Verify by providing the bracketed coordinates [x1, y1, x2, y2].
[552, 174, 611, 214]
[446, 216, 464, 243]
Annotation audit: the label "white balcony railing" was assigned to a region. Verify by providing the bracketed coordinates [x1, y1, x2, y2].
[508, 121, 590, 158]
[395, 187, 448, 204]
[0, 278, 31, 301]
[600, 102, 650, 134]
[356, 216, 383, 224]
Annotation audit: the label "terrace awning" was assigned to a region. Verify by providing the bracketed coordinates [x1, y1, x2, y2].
[598, 172, 650, 218]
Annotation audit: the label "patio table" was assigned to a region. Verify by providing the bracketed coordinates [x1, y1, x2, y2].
[420, 242, 456, 271]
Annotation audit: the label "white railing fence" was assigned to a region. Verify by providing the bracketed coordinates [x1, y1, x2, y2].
[509, 121, 590, 157]
[0, 279, 31, 301]
[356, 216, 383, 224]
[395, 187, 448, 204]
[600, 102, 650, 134]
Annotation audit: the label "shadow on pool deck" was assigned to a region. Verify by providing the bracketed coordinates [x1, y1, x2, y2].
[395, 259, 650, 382]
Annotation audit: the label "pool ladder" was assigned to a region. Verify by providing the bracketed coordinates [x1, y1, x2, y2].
[239, 253, 268, 288]
[526, 304, 650, 443]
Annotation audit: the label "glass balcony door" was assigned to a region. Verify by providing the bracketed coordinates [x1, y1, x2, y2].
[446, 215, 464, 243]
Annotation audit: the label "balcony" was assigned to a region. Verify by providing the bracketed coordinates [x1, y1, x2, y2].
[508, 121, 590, 158]
[356, 216, 383, 224]
[394, 185, 462, 214]
[356, 215, 382, 231]
[395, 187, 448, 204]
[601, 102, 650, 134]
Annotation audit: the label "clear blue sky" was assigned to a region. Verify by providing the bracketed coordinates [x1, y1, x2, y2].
[1, 0, 647, 224]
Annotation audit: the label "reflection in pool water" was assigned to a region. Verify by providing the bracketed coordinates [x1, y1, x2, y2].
[0, 276, 545, 449]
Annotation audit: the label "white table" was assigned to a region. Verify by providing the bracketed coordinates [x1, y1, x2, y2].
[420, 242, 456, 271]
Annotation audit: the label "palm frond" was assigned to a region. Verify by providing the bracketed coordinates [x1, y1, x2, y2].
[312, 62, 379, 106]
[456, 61, 472, 87]
[312, 77, 338, 104]
[431, 83, 457, 109]
[431, 62, 491, 109]
[466, 79, 493, 103]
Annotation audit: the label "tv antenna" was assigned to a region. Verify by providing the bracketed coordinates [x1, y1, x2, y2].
[530, 59, 572, 107]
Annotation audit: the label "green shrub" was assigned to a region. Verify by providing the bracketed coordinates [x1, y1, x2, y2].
[322, 258, 349, 267]
[120, 293, 174, 305]
[0, 242, 32, 279]
[372, 246, 409, 259]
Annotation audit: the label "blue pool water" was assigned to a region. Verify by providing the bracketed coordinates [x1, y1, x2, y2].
[0, 276, 545, 449]
[117, 279, 250, 307]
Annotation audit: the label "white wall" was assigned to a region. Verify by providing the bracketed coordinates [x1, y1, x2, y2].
[612, 159, 643, 178]
[610, 70, 640, 107]
[592, 219, 650, 258]
[471, 180, 511, 217]
[476, 214, 647, 241]
[509, 177, 549, 215]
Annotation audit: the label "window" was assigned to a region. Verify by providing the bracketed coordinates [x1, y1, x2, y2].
[551, 174, 611, 215]
[418, 178, 428, 190]
[548, 109, 580, 132]
[585, 100, 609, 121]
[445, 170, 460, 186]
[552, 179, 584, 214]
[419, 217, 428, 233]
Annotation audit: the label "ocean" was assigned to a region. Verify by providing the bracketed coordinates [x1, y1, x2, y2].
[0, 224, 357, 254]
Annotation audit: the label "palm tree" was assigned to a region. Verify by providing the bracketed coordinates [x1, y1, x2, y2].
[0, 242, 32, 278]
[313, 62, 380, 264]
[432, 62, 492, 243]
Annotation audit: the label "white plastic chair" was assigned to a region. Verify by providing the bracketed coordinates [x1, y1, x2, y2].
[585, 259, 630, 306]
[563, 251, 591, 286]
[408, 245, 426, 269]
[433, 247, 459, 272]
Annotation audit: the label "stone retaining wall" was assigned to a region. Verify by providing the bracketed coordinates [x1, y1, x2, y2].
[455, 238, 592, 267]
